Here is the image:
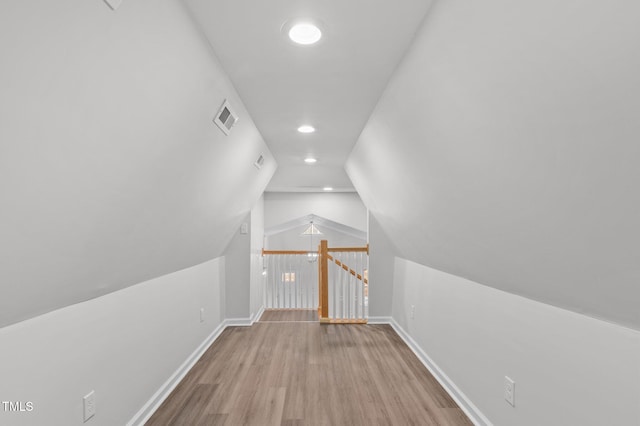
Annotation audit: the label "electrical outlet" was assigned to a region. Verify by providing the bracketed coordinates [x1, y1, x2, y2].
[410, 305, 416, 319]
[83, 390, 96, 422]
[200, 308, 205, 323]
[504, 376, 515, 407]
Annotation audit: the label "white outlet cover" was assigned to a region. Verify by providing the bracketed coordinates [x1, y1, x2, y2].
[240, 223, 249, 234]
[200, 308, 205, 323]
[504, 376, 515, 407]
[83, 390, 96, 422]
[103, 0, 122, 10]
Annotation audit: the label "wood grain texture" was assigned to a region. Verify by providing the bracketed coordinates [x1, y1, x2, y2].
[146, 323, 473, 426]
[326, 246, 369, 253]
[259, 309, 318, 322]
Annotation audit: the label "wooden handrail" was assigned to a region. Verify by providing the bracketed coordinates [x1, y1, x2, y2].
[327, 245, 369, 254]
[326, 254, 369, 284]
[263, 245, 367, 256]
[261, 240, 371, 323]
[262, 249, 317, 255]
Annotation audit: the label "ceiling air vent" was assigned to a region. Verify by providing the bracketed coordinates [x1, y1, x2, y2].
[254, 154, 265, 170]
[213, 99, 238, 135]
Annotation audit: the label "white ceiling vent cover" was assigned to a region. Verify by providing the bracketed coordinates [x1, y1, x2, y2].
[213, 99, 238, 135]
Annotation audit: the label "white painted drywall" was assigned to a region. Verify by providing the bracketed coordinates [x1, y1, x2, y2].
[0, 0, 275, 327]
[223, 214, 251, 319]
[346, 0, 640, 329]
[266, 225, 366, 251]
[183, 0, 433, 194]
[0, 257, 225, 426]
[250, 195, 265, 321]
[264, 192, 367, 232]
[392, 257, 640, 426]
[367, 214, 396, 317]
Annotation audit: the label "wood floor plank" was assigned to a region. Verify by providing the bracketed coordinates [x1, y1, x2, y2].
[168, 384, 218, 426]
[146, 323, 472, 426]
[259, 309, 318, 322]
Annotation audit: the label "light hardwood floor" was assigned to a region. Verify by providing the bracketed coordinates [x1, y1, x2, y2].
[259, 309, 319, 322]
[146, 315, 472, 425]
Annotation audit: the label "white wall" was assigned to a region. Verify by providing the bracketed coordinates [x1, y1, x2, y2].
[266, 226, 366, 251]
[392, 257, 640, 426]
[367, 214, 396, 318]
[264, 192, 367, 232]
[347, 2, 640, 421]
[346, 0, 640, 329]
[250, 195, 265, 321]
[0, 0, 275, 327]
[223, 214, 251, 319]
[0, 258, 225, 426]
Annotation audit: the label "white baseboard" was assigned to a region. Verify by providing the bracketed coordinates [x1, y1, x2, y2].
[224, 317, 252, 327]
[128, 315, 258, 425]
[367, 316, 393, 324]
[251, 305, 265, 324]
[389, 319, 492, 426]
[129, 313, 488, 426]
[127, 321, 227, 426]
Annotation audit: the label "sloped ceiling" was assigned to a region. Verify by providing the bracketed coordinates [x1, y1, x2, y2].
[265, 214, 367, 251]
[346, 0, 640, 329]
[265, 214, 366, 240]
[264, 192, 368, 233]
[184, 0, 433, 192]
[0, 0, 275, 327]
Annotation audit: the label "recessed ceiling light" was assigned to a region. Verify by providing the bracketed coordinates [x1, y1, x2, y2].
[323, 187, 333, 191]
[304, 157, 317, 164]
[298, 125, 315, 133]
[288, 23, 322, 45]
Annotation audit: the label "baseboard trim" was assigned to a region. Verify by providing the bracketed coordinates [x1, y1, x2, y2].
[224, 317, 252, 327]
[127, 321, 227, 426]
[129, 313, 488, 426]
[251, 305, 265, 324]
[129, 315, 257, 424]
[367, 316, 393, 324]
[389, 319, 492, 426]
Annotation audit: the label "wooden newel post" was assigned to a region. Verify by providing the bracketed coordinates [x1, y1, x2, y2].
[319, 239, 329, 322]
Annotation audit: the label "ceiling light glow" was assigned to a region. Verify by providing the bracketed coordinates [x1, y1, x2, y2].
[298, 125, 315, 133]
[289, 23, 322, 45]
[304, 157, 317, 164]
[323, 187, 333, 191]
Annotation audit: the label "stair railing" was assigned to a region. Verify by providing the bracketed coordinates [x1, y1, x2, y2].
[261, 249, 319, 309]
[318, 240, 369, 324]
